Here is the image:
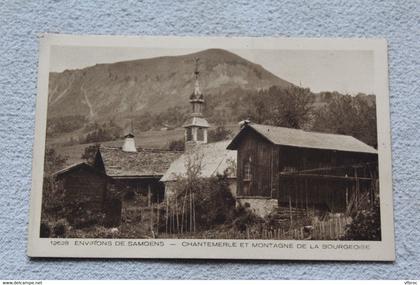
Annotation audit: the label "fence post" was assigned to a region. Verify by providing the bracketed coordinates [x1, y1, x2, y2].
[148, 185, 151, 207]
[165, 198, 168, 235]
[338, 216, 342, 236]
[329, 220, 332, 239]
[192, 192, 196, 233]
[334, 218, 337, 239]
[288, 194, 293, 228]
[156, 196, 159, 236]
[150, 203, 153, 235]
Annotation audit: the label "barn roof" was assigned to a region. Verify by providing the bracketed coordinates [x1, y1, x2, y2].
[53, 162, 107, 178]
[98, 146, 182, 178]
[160, 140, 237, 182]
[227, 123, 377, 154]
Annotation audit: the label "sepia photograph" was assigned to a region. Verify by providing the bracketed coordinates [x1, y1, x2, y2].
[28, 35, 394, 260]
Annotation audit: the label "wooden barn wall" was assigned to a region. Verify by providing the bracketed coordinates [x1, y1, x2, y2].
[63, 168, 107, 211]
[237, 129, 274, 197]
[276, 176, 374, 213]
[58, 167, 124, 227]
[271, 146, 280, 197]
[277, 145, 377, 174]
[276, 145, 378, 212]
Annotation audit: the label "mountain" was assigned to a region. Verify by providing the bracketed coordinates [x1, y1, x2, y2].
[47, 49, 293, 123]
[46, 48, 377, 154]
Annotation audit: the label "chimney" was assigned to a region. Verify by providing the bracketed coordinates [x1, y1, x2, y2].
[122, 133, 137, 152]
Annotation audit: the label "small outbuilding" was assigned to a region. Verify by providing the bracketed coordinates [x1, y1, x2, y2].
[53, 162, 119, 226]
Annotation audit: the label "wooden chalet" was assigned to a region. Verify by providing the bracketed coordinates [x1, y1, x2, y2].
[51, 138, 181, 228]
[94, 145, 181, 205]
[227, 122, 379, 218]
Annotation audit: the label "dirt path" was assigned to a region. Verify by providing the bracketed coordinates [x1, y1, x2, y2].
[80, 85, 94, 118]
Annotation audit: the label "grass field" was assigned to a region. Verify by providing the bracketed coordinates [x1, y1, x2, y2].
[52, 124, 239, 166]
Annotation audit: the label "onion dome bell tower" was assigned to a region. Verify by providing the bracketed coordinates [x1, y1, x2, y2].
[183, 58, 209, 150]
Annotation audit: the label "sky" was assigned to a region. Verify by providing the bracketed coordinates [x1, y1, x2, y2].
[50, 46, 374, 94]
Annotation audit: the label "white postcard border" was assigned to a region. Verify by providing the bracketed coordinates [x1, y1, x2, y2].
[27, 34, 395, 261]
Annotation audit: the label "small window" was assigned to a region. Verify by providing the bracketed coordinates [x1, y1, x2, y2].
[186, 128, 192, 141]
[197, 127, 204, 141]
[193, 103, 201, 113]
[243, 158, 252, 181]
[283, 166, 297, 173]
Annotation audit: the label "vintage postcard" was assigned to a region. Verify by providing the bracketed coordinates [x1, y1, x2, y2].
[28, 34, 394, 260]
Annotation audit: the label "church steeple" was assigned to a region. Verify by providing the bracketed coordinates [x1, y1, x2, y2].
[189, 58, 205, 116]
[183, 58, 209, 150]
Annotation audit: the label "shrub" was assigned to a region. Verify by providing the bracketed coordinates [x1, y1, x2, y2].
[40, 221, 51, 238]
[194, 175, 236, 227]
[342, 197, 381, 241]
[71, 211, 106, 229]
[62, 197, 107, 229]
[53, 219, 69, 237]
[168, 174, 235, 231]
[164, 152, 236, 232]
[66, 226, 121, 239]
[232, 203, 262, 232]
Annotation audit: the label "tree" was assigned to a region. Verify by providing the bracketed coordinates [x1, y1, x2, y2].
[312, 94, 377, 147]
[46, 115, 87, 137]
[240, 85, 314, 129]
[266, 86, 314, 129]
[42, 148, 67, 223]
[353, 94, 377, 147]
[208, 125, 232, 143]
[240, 89, 271, 124]
[43, 148, 68, 176]
[80, 120, 123, 144]
[81, 144, 100, 165]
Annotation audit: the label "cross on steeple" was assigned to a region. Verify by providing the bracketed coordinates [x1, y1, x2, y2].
[194, 57, 200, 78]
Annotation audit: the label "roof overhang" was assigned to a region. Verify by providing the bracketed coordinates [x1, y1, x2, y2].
[111, 175, 163, 180]
[182, 117, 210, 128]
[53, 162, 110, 179]
[226, 125, 265, 150]
[227, 124, 378, 154]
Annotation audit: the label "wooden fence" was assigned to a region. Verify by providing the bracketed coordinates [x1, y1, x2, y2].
[310, 215, 351, 240]
[159, 215, 351, 240]
[243, 215, 350, 240]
